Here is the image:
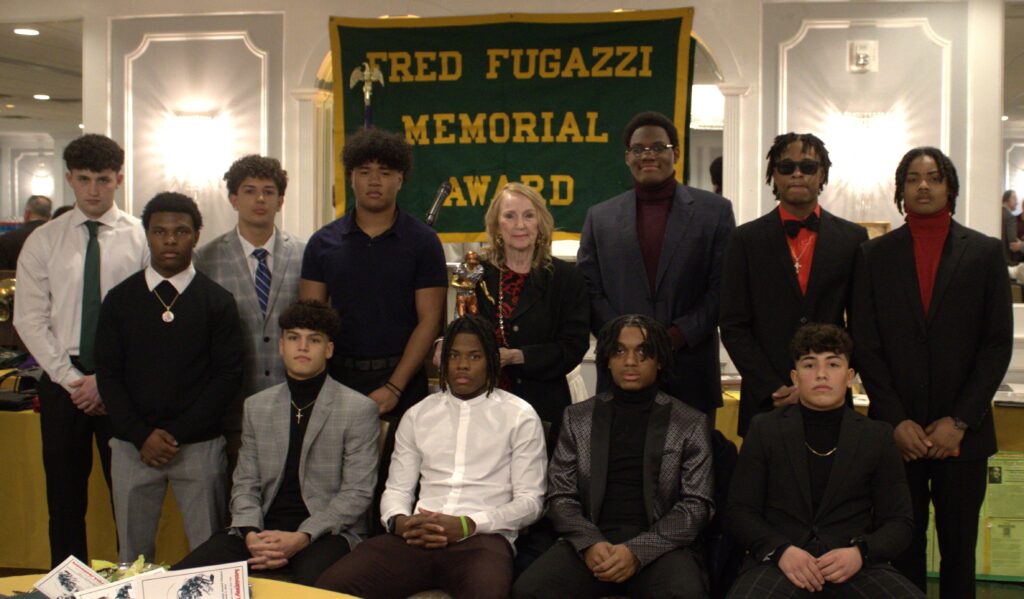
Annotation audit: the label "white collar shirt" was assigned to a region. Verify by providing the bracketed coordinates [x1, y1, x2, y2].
[13, 204, 148, 391]
[380, 388, 547, 546]
[236, 227, 276, 283]
[144, 264, 196, 294]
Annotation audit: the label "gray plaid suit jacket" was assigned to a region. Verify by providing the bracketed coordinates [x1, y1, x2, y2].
[546, 391, 715, 566]
[195, 227, 305, 430]
[229, 376, 380, 546]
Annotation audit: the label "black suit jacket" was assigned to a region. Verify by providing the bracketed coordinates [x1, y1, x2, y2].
[473, 257, 590, 426]
[546, 392, 714, 567]
[720, 207, 867, 436]
[577, 184, 735, 413]
[725, 406, 913, 568]
[852, 221, 1012, 460]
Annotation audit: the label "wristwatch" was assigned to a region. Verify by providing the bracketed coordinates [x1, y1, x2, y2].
[850, 536, 869, 563]
[953, 417, 969, 431]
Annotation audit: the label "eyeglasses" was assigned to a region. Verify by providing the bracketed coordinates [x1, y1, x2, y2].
[627, 143, 675, 157]
[775, 159, 821, 176]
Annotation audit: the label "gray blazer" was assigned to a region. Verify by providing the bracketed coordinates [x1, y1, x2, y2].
[229, 377, 380, 546]
[546, 392, 715, 566]
[195, 228, 305, 430]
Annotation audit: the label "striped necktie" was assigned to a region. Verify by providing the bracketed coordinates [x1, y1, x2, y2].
[252, 248, 270, 317]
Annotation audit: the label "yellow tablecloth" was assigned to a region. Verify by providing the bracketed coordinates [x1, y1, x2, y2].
[0, 573, 358, 598]
[0, 410, 189, 569]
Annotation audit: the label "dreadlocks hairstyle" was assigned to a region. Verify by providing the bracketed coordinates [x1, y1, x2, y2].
[764, 132, 831, 197]
[595, 314, 674, 383]
[439, 315, 500, 396]
[622, 111, 679, 148]
[893, 146, 959, 215]
[223, 155, 288, 196]
[342, 128, 413, 178]
[278, 299, 340, 338]
[64, 133, 124, 173]
[789, 323, 853, 366]
[142, 191, 203, 231]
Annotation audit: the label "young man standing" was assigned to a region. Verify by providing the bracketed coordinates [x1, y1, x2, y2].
[14, 134, 148, 566]
[720, 133, 867, 437]
[853, 148, 1013, 599]
[300, 128, 447, 420]
[174, 300, 379, 586]
[316, 315, 547, 599]
[195, 155, 305, 466]
[96, 192, 243, 561]
[514, 314, 713, 599]
[577, 111, 734, 417]
[726, 324, 922, 599]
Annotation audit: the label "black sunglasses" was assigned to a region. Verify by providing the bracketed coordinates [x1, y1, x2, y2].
[775, 159, 820, 176]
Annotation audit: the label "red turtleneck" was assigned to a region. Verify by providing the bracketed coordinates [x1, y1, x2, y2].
[905, 205, 951, 315]
[635, 176, 685, 348]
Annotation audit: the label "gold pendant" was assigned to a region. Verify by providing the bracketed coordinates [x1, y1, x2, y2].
[794, 260, 801, 274]
[162, 310, 175, 323]
[295, 410, 303, 424]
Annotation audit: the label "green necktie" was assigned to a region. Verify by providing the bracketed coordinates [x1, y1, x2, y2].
[79, 220, 101, 372]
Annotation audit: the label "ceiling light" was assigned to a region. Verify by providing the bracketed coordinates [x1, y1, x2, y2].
[33, 94, 50, 101]
[14, 28, 39, 36]
[1004, 115, 1011, 122]
[78, 123, 84, 129]
[4, 104, 14, 109]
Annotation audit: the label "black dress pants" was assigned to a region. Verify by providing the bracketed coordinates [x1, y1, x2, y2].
[894, 457, 988, 599]
[174, 530, 351, 586]
[37, 372, 113, 567]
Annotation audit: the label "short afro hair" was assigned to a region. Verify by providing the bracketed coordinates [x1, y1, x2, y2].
[63, 134, 124, 173]
[142, 192, 203, 231]
[765, 132, 831, 196]
[595, 314, 674, 384]
[789, 323, 853, 365]
[223, 155, 288, 196]
[894, 147, 959, 215]
[622, 111, 679, 149]
[278, 300, 340, 337]
[342, 128, 412, 178]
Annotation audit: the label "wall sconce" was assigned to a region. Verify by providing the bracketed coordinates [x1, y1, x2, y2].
[848, 40, 879, 74]
[821, 109, 907, 215]
[30, 163, 54, 196]
[162, 110, 232, 192]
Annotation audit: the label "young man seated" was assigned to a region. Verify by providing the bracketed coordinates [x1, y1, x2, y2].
[173, 300, 380, 586]
[513, 314, 714, 599]
[316, 315, 548, 599]
[725, 324, 923, 598]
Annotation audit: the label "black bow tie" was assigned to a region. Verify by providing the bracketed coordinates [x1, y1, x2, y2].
[783, 212, 820, 238]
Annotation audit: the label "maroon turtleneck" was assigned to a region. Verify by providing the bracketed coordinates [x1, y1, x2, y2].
[635, 175, 685, 349]
[905, 205, 951, 315]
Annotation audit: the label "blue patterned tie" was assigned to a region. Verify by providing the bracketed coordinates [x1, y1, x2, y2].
[252, 248, 270, 317]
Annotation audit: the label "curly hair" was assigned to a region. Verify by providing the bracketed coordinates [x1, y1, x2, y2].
[622, 111, 679, 148]
[893, 146, 959, 215]
[482, 182, 554, 272]
[438, 315, 500, 396]
[789, 323, 853, 365]
[223, 155, 288, 196]
[63, 134, 124, 173]
[595, 314, 674, 384]
[342, 128, 412, 177]
[142, 192, 203, 231]
[765, 132, 831, 197]
[278, 300, 340, 337]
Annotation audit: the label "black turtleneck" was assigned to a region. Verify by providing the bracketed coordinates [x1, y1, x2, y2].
[262, 369, 328, 532]
[801, 403, 844, 514]
[597, 383, 658, 543]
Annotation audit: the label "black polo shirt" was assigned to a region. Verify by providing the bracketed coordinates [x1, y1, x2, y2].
[301, 208, 447, 358]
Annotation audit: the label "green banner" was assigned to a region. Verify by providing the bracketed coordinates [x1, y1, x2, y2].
[330, 9, 694, 242]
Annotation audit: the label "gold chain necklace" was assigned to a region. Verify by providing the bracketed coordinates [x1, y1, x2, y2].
[290, 398, 317, 424]
[789, 237, 813, 274]
[153, 285, 181, 323]
[804, 441, 838, 457]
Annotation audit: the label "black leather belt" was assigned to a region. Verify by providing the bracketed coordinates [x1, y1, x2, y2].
[338, 355, 402, 372]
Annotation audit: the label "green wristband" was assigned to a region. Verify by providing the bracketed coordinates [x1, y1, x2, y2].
[459, 515, 470, 539]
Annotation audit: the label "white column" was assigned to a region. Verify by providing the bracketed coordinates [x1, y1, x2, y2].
[964, 0, 1004, 236]
[718, 84, 753, 223]
[289, 88, 320, 239]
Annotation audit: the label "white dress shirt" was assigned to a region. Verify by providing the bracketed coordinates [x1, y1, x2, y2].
[14, 205, 149, 392]
[144, 264, 196, 294]
[380, 388, 547, 545]
[236, 227, 275, 283]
